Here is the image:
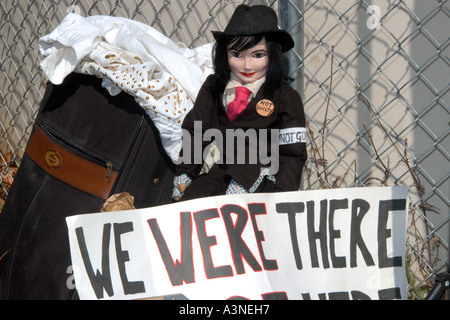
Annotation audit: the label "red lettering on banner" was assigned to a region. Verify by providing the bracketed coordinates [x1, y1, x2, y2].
[194, 208, 233, 280]
[148, 203, 276, 285]
[148, 212, 195, 286]
[221, 204, 262, 275]
[248, 203, 278, 271]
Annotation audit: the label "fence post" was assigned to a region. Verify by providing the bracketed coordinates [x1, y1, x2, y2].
[279, 0, 304, 97]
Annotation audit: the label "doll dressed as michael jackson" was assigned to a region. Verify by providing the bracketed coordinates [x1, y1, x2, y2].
[173, 4, 307, 201]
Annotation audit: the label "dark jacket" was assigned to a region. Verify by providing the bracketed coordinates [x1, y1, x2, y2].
[176, 74, 307, 198]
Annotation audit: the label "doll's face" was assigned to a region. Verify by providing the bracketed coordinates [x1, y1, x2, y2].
[227, 38, 269, 84]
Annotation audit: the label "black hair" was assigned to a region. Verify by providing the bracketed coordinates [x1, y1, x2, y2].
[212, 34, 290, 93]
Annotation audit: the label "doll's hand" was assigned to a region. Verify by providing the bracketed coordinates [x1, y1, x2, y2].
[172, 174, 192, 201]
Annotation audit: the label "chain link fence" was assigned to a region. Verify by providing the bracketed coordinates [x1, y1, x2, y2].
[0, 0, 448, 299]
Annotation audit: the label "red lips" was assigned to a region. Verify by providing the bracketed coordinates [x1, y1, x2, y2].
[241, 72, 255, 77]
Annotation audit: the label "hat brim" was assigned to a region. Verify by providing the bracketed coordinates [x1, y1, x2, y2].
[212, 30, 294, 52]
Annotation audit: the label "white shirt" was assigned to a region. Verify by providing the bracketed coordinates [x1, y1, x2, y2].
[223, 73, 266, 109]
[39, 13, 214, 162]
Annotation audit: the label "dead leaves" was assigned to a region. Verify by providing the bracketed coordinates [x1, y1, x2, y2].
[0, 151, 18, 212]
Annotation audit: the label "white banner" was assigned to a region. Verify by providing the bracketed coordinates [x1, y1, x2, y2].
[66, 186, 408, 300]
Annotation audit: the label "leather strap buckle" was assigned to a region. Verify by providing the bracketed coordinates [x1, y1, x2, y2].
[26, 125, 118, 199]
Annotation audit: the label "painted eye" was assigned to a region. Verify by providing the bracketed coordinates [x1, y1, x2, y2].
[230, 51, 242, 58]
[253, 52, 267, 59]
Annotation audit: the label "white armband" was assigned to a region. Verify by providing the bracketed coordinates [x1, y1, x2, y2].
[279, 127, 307, 145]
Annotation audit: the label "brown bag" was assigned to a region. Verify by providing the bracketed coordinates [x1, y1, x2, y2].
[0, 73, 175, 299]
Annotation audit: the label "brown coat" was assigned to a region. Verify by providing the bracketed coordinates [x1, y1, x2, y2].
[176, 74, 307, 198]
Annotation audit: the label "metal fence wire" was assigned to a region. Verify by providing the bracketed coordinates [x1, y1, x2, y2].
[0, 0, 448, 300]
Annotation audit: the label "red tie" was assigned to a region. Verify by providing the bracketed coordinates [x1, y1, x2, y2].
[227, 86, 252, 121]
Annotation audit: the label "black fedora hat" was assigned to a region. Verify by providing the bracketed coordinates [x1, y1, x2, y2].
[212, 5, 294, 52]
